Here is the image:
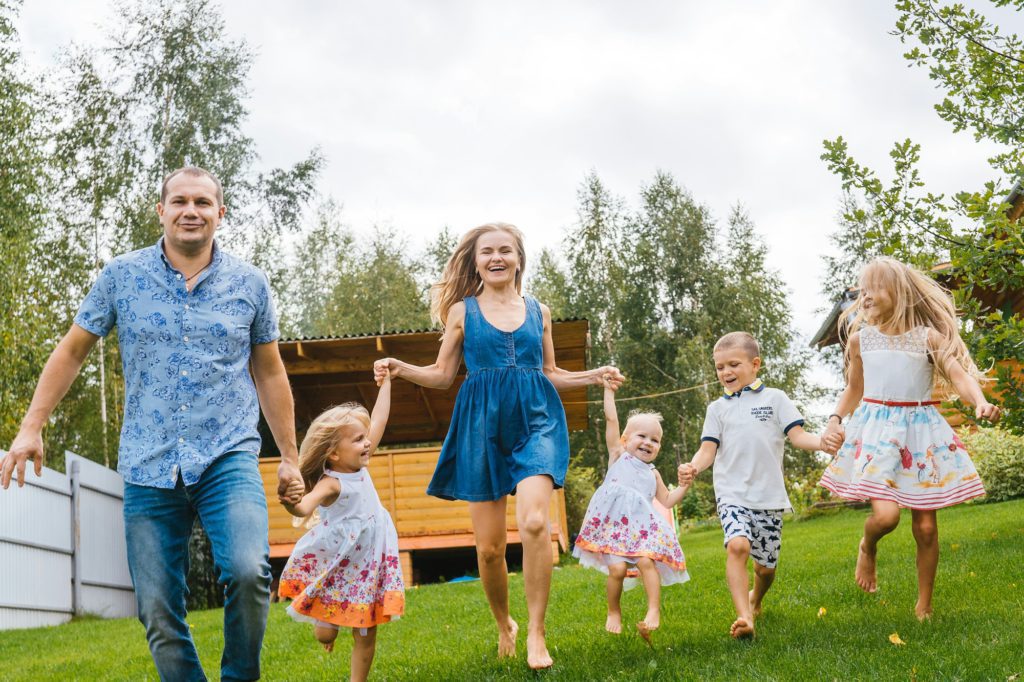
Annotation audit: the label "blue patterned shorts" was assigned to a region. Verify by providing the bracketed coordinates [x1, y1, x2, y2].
[716, 501, 783, 568]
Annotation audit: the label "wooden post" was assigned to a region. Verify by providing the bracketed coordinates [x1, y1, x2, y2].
[399, 551, 414, 585]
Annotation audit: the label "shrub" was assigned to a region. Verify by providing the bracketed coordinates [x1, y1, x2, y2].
[961, 426, 1024, 503]
[563, 456, 599, 540]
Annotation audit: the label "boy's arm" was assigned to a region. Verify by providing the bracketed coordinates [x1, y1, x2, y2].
[654, 470, 688, 508]
[786, 424, 822, 451]
[678, 439, 718, 486]
[282, 476, 340, 518]
[603, 379, 625, 466]
[367, 374, 392, 453]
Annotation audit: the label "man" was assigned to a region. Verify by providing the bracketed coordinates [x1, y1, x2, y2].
[1, 167, 303, 681]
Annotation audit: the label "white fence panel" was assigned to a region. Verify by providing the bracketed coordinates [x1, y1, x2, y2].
[0, 451, 136, 630]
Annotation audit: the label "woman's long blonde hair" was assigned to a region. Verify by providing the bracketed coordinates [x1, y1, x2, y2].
[840, 256, 984, 392]
[298, 403, 371, 491]
[429, 222, 527, 328]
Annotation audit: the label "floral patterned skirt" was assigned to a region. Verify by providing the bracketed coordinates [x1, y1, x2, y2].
[819, 402, 985, 509]
[572, 485, 688, 589]
[279, 513, 405, 628]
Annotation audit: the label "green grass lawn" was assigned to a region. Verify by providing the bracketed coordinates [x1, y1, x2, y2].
[2, 500, 1022, 681]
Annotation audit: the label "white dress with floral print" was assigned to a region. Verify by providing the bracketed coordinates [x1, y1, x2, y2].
[279, 469, 404, 628]
[573, 452, 688, 588]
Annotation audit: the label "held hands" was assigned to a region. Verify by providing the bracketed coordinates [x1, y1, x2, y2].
[1, 428, 45, 489]
[976, 401, 1001, 424]
[281, 479, 305, 507]
[276, 459, 303, 505]
[373, 358, 396, 387]
[677, 462, 697, 487]
[596, 366, 625, 389]
[821, 419, 845, 456]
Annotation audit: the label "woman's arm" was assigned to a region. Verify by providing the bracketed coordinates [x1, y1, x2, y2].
[282, 475, 341, 518]
[538, 302, 624, 390]
[374, 302, 466, 389]
[603, 379, 625, 468]
[928, 329, 1001, 422]
[655, 470, 688, 508]
[367, 374, 392, 453]
[822, 332, 865, 446]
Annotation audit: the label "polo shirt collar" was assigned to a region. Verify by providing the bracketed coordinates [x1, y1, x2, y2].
[723, 377, 764, 399]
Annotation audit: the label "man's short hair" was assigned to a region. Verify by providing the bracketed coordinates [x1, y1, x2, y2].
[714, 331, 760, 359]
[161, 166, 224, 206]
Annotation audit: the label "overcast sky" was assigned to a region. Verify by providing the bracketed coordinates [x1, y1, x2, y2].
[14, 1, 1006, 392]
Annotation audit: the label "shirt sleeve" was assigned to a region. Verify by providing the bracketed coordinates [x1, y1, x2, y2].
[700, 401, 723, 445]
[251, 271, 280, 345]
[73, 264, 118, 337]
[775, 390, 805, 435]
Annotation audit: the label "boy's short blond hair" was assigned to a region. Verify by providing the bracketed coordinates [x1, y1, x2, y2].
[713, 331, 760, 359]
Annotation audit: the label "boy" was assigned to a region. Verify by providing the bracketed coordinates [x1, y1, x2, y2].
[678, 332, 838, 638]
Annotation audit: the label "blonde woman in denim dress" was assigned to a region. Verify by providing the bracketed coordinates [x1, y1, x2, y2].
[375, 223, 623, 670]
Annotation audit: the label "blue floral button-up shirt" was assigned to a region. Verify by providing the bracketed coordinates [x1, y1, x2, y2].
[74, 238, 280, 488]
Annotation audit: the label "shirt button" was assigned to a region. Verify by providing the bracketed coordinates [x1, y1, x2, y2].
[184, 304, 190, 310]
[176, 274, 182, 280]
[178, 437, 184, 444]
[180, 404, 187, 411]
[181, 370, 188, 376]
[183, 336, 189, 343]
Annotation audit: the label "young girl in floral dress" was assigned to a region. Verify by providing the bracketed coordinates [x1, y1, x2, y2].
[574, 377, 689, 642]
[278, 373, 404, 682]
[820, 257, 1000, 620]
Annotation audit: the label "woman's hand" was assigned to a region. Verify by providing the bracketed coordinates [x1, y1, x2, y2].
[374, 358, 398, 386]
[595, 365, 625, 388]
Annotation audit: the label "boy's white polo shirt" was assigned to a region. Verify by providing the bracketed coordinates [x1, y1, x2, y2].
[700, 384, 804, 511]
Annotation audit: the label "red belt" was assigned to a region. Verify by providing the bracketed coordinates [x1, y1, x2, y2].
[863, 398, 940, 407]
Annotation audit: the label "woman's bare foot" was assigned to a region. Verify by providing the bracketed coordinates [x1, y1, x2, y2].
[855, 538, 878, 593]
[749, 589, 763, 618]
[314, 624, 338, 653]
[914, 601, 933, 622]
[605, 611, 622, 634]
[497, 618, 518, 658]
[730, 617, 755, 639]
[526, 628, 553, 670]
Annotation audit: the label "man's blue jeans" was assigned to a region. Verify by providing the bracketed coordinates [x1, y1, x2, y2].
[124, 451, 271, 682]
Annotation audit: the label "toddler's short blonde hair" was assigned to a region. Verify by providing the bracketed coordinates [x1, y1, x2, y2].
[623, 410, 664, 435]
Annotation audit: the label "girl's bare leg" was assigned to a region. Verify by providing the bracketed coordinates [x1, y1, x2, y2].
[910, 508, 938, 620]
[350, 626, 376, 682]
[605, 562, 627, 633]
[857, 499, 900, 593]
[725, 537, 755, 638]
[468, 498, 518, 658]
[314, 623, 339, 652]
[515, 475, 555, 670]
[635, 557, 662, 644]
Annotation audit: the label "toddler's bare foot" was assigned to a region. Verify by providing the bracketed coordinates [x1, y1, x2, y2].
[914, 601, 933, 622]
[526, 628, 553, 670]
[855, 538, 878, 593]
[314, 624, 338, 653]
[730, 616, 755, 639]
[497, 618, 518, 658]
[605, 611, 622, 634]
[749, 589, 763, 618]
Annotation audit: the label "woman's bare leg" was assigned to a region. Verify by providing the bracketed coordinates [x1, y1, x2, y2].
[468, 498, 518, 658]
[515, 475, 555, 669]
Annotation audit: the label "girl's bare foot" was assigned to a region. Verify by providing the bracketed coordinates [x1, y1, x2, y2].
[855, 538, 878, 593]
[605, 611, 622, 634]
[749, 589, 762, 618]
[314, 624, 338, 652]
[526, 628, 553, 670]
[730, 617, 755, 639]
[497, 618, 518, 658]
[914, 601, 933, 621]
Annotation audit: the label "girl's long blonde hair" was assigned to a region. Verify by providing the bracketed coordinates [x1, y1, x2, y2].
[429, 222, 527, 328]
[840, 256, 984, 392]
[298, 403, 371, 491]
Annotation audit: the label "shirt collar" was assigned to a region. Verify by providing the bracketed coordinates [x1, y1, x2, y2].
[155, 236, 222, 274]
[723, 377, 764, 399]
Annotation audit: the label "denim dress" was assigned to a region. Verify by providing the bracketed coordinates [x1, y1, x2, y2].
[426, 295, 570, 502]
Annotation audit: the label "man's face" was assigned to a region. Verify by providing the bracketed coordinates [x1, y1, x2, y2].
[713, 347, 761, 393]
[157, 173, 225, 255]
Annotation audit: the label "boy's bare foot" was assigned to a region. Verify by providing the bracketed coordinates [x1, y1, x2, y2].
[314, 624, 338, 653]
[749, 589, 762, 618]
[497, 618, 518, 658]
[914, 602, 933, 622]
[605, 612, 622, 634]
[636, 621, 654, 646]
[855, 538, 878, 593]
[526, 629, 553, 670]
[730, 617, 755, 639]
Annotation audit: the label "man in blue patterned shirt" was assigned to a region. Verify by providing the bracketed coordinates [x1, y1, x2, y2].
[2, 167, 303, 681]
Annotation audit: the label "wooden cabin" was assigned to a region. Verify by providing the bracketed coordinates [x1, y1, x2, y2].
[810, 181, 1024, 425]
[260, 319, 590, 584]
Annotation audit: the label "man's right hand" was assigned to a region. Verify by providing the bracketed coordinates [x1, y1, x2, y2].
[1, 429, 45, 489]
